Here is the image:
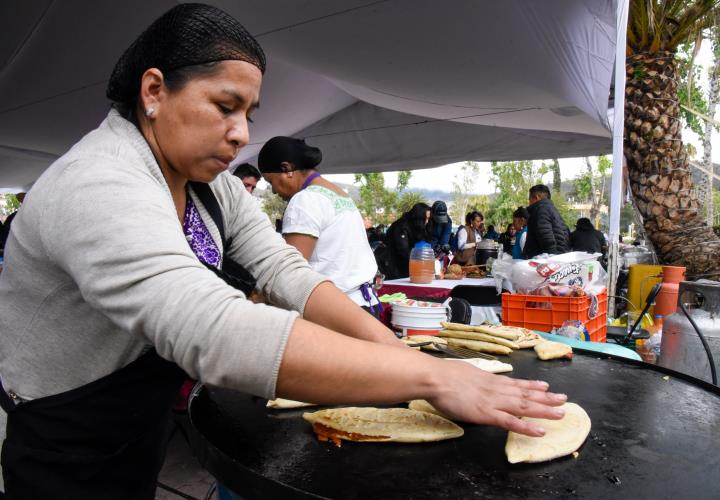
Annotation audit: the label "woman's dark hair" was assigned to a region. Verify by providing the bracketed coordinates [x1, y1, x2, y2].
[258, 136, 322, 173]
[405, 203, 431, 238]
[506, 223, 514, 232]
[465, 211, 482, 226]
[107, 3, 266, 121]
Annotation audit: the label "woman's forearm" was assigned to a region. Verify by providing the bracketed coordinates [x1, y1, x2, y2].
[276, 318, 567, 437]
[303, 281, 400, 346]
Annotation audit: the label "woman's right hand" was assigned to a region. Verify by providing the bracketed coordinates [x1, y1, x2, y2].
[424, 358, 566, 436]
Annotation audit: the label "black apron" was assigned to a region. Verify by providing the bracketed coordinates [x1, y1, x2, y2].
[0, 182, 256, 498]
[0, 349, 186, 499]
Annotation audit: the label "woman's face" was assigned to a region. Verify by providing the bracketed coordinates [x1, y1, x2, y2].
[145, 60, 262, 185]
[472, 215, 483, 230]
[425, 210, 431, 225]
[262, 171, 297, 201]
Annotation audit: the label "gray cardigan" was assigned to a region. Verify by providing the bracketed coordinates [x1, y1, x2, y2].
[0, 111, 327, 472]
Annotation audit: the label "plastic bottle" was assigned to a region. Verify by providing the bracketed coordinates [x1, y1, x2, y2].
[409, 241, 435, 284]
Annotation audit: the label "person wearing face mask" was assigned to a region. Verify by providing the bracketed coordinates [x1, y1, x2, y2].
[258, 137, 382, 316]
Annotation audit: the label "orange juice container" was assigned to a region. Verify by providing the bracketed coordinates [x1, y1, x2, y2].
[409, 241, 435, 284]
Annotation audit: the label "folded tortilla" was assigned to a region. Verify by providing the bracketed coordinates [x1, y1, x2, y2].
[439, 329, 519, 349]
[506, 402, 591, 463]
[400, 336, 447, 351]
[534, 340, 573, 360]
[446, 337, 513, 355]
[303, 407, 463, 446]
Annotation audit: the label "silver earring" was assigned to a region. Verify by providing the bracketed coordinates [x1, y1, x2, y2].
[145, 107, 155, 117]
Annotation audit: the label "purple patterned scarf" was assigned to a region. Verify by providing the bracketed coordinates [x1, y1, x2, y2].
[183, 196, 221, 267]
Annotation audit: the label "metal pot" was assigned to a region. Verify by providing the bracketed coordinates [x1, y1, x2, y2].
[659, 280, 720, 385]
[475, 240, 498, 267]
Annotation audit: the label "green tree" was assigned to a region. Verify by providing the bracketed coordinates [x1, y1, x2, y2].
[450, 161, 481, 224]
[0, 194, 21, 217]
[396, 191, 428, 214]
[353, 171, 413, 224]
[261, 190, 288, 224]
[488, 160, 548, 225]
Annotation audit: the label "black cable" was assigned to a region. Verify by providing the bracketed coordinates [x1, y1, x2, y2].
[156, 481, 200, 500]
[679, 301, 717, 386]
[204, 483, 218, 500]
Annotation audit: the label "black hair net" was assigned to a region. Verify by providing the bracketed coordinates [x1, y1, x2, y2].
[258, 137, 322, 173]
[107, 3, 265, 105]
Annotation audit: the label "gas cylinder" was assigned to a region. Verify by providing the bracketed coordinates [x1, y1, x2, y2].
[654, 265, 685, 318]
[659, 280, 720, 385]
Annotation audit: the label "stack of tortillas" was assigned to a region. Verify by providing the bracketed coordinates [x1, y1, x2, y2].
[506, 402, 591, 463]
[303, 407, 463, 447]
[439, 322, 543, 355]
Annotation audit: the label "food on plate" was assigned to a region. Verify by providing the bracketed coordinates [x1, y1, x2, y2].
[446, 357, 513, 373]
[445, 337, 513, 355]
[505, 402, 591, 463]
[447, 264, 463, 275]
[266, 398, 315, 409]
[438, 329, 519, 349]
[303, 407, 464, 447]
[400, 336, 448, 351]
[534, 340, 573, 360]
[442, 273, 463, 280]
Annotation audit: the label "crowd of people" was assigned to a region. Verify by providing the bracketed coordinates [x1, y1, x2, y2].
[364, 183, 609, 280]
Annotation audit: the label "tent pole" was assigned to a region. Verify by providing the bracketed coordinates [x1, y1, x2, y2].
[608, 0, 630, 318]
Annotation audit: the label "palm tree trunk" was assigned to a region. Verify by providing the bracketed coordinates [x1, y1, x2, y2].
[624, 51, 720, 277]
[703, 42, 720, 226]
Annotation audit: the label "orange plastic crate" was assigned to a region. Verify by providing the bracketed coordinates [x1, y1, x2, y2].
[501, 289, 607, 343]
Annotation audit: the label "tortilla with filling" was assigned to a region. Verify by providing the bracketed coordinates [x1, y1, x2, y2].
[506, 402, 591, 463]
[303, 407, 463, 447]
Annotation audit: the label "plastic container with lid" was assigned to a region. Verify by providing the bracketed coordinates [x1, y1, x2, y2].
[409, 241, 435, 284]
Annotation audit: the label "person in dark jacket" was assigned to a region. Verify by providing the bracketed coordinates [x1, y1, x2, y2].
[484, 224, 499, 241]
[0, 192, 25, 254]
[384, 202, 431, 278]
[571, 217, 607, 254]
[523, 185, 570, 258]
[497, 223, 516, 254]
[428, 200, 452, 254]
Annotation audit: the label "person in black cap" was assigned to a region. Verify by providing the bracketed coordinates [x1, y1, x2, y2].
[512, 206, 530, 259]
[258, 136, 384, 316]
[232, 162, 261, 194]
[428, 200, 453, 255]
[0, 5, 566, 497]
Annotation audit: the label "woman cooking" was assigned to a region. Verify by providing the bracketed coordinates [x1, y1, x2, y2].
[258, 137, 381, 316]
[0, 4, 566, 497]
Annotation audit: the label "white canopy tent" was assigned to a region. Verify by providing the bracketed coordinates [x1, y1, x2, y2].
[1, 0, 619, 184]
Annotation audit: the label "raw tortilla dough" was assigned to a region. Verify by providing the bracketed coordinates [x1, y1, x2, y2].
[266, 398, 315, 409]
[506, 402, 591, 463]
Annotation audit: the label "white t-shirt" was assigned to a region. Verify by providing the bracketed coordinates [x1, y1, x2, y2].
[283, 185, 379, 307]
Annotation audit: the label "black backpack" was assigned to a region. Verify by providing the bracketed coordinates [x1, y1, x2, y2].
[448, 297, 472, 324]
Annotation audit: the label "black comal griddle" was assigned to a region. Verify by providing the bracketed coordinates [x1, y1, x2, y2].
[188, 349, 720, 499]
